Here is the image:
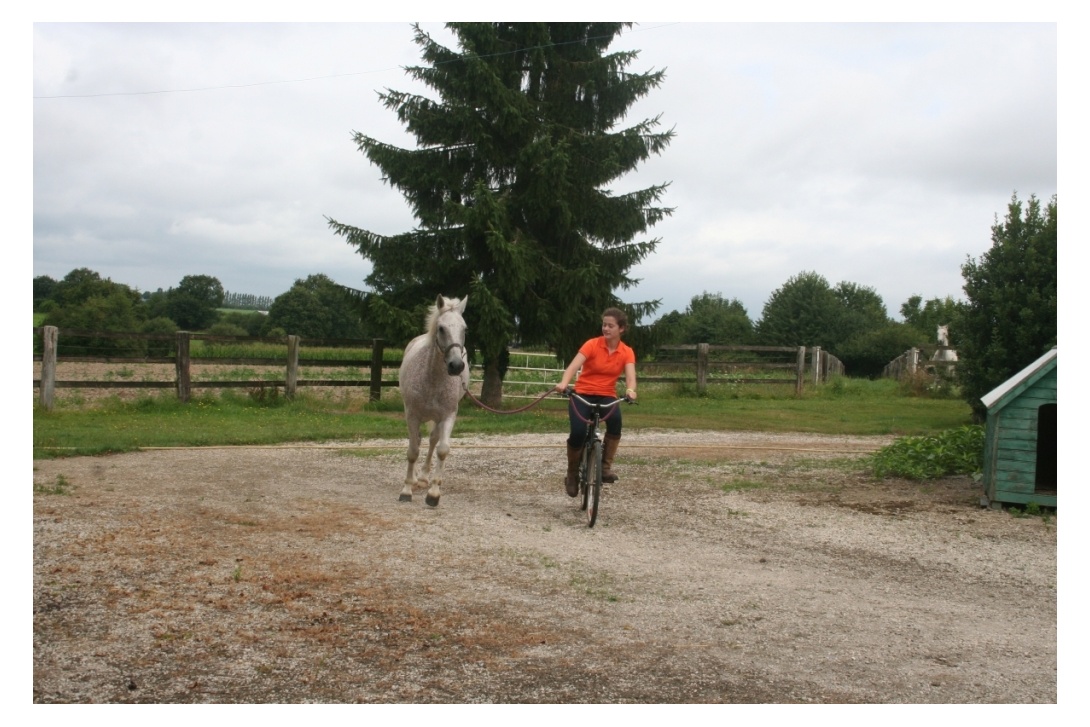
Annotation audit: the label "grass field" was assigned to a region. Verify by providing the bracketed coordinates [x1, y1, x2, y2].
[32, 377, 972, 459]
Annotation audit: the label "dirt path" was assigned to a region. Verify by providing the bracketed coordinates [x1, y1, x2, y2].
[33, 430, 1056, 703]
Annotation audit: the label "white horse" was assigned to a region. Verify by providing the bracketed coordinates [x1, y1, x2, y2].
[929, 324, 958, 380]
[932, 324, 958, 362]
[398, 294, 469, 507]
[937, 324, 950, 347]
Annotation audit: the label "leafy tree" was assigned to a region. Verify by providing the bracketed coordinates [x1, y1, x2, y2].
[650, 309, 686, 345]
[959, 194, 1057, 421]
[164, 275, 225, 330]
[44, 289, 145, 356]
[327, 22, 673, 405]
[51, 267, 141, 309]
[40, 269, 147, 355]
[832, 281, 891, 344]
[164, 295, 215, 331]
[836, 322, 928, 379]
[899, 294, 966, 346]
[176, 275, 225, 309]
[265, 274, 365, 340]
[673, 292, 753, 344]
[755, 271, 841, 348]
[34, 275, 58, 311]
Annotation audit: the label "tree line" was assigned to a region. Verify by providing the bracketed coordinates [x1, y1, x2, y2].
[649, 279, 964, 379]
[319, 22, 1053, 419]
[33, 270, 374, 357]
[31, 191, 1055, 421]
[33, 23, 1056, 422]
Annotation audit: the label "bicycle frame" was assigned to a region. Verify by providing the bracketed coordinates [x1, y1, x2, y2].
[563, 389, 631, 527]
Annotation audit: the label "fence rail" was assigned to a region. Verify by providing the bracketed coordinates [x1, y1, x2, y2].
[882, 347, 957, 380]
[34, 327, 844, 410]
[34, 327, 392, 410]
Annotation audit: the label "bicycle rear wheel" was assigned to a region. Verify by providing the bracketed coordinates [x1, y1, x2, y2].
[586, 440, 602, 527]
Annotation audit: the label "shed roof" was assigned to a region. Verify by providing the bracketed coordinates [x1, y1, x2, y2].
[980, 347, 1057, 411]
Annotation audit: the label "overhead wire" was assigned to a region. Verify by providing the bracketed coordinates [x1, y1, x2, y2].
[34, 22, 679, 100]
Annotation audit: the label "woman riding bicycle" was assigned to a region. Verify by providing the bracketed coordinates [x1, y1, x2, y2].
[554, 307, 638, 497]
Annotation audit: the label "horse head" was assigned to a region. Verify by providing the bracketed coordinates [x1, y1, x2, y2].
[431, 294, 468, 376]
[937, 325, 950, 346]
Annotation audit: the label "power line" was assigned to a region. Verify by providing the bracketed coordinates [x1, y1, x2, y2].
[34, 68, 403, 99]
[34, 23, 678, 101]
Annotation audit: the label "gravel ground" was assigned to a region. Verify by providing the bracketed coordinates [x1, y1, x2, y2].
[32, 429, 1057, 704]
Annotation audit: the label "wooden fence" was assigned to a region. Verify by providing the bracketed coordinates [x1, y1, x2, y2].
[882, 347, 957, 380]
[641, 344, 842, 396]
[34, 326, 392, 410]
[34, 327, 844, 410]
[482, 345, 842, 399]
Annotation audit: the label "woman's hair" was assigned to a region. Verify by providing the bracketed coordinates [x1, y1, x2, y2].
[602, 307, 628, 331]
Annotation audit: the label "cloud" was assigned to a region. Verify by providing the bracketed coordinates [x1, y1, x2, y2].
[32, 22, 1056, 323]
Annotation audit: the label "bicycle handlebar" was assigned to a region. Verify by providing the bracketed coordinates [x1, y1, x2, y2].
[561, 387, 635, 406]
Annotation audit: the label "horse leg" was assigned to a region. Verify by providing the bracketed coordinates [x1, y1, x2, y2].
[402, 416, 422, 502]
[425, 416, 456, 507]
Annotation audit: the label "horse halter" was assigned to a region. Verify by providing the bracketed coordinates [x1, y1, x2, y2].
[435, 338, 465, 357]
[433, 317, 466, 359]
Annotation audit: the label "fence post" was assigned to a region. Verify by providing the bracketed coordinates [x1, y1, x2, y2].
[176, 332, 191, 403]
[696, 343, 709, 395]
[795, 346, 806, 396]
[908, 347, 919, 376]
[370, 339, 385, 402]
[40, 325, 58, 411]
[285, 335, 300, 399]
[812, 346, 822, 385]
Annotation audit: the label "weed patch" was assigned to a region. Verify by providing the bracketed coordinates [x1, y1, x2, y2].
[720, 479, 764, 493]
[35, 474, 72, 495]
[869, 425, 984, 480]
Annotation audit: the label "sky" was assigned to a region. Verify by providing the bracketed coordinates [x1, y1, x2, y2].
[29, 17, 1058, 326]
[13, 8, 1084, 707]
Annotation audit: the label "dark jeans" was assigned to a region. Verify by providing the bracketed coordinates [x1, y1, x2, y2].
[567, 394, 622, 448]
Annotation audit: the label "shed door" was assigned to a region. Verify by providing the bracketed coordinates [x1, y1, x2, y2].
[1035, 403, 1056, 494]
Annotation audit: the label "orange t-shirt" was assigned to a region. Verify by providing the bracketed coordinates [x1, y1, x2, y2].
[575, 337, 636, 397]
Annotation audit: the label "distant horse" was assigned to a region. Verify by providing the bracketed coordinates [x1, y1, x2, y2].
[930, 324, 958, 372]
[936, 324, 950, 347]
[398, 294, 469, 507]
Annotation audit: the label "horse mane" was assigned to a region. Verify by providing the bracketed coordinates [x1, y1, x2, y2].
[424, 296, 460, 337]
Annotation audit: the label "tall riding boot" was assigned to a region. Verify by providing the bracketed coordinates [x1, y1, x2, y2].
[602, 433, 621, 483]
[564, 444, 582, 497]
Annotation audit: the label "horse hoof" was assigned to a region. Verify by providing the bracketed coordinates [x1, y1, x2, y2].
[425, 494, 440, 507]
[399, 493, 413, 503]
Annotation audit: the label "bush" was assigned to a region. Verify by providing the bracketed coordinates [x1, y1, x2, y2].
[140, 317, 179, 357]
[206, 322, 249, 338]
[870, 425, 984, 480]
[897, 370, 959, 399]
[44, 291, 146, 357]
[218, 311, 267, 337]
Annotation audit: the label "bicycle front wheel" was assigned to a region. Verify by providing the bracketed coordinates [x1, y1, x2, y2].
[586, 440, 602, 527]
[580, 443, 591, 512]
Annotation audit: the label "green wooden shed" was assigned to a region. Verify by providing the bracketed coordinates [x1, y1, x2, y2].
[980, 348, 1057, 509]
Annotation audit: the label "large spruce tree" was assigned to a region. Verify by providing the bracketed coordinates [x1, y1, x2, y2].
[327, 23, 673, 405]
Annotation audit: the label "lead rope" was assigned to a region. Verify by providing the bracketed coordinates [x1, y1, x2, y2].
[461, 382, 556, 415]
[567, 397, 620, 425]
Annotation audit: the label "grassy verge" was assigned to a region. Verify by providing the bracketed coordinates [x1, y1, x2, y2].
[33, 377, 972, 459]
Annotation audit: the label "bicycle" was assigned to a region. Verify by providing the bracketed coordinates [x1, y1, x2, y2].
[563, 387, 634, 527]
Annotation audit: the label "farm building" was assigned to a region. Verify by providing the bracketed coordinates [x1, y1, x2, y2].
[980, 348, 1057, 509]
